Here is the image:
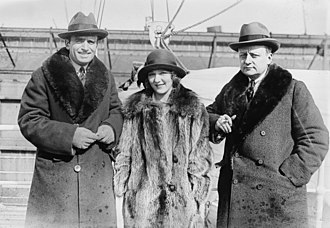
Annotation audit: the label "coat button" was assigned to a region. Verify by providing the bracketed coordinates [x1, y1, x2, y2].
[74, 165, 81, 172]
[169, 184, 176, 192]
[260, 131, 266, 136]
[233, 179, 238, 185]
[256, 184, 263, 190]
[256, 159, 264, 165]
[173, 155, 178, 163]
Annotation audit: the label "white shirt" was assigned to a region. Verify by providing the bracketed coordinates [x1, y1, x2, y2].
[70, 59, 87, 74]
[248, 69, 267, 94]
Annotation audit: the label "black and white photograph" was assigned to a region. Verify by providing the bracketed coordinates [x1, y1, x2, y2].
[0, 0, 329, 227]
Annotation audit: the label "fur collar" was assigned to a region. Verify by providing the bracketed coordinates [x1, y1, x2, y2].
[223, 63, 292, 139]
[41, 47, 109, 123]
[123, 84, 201, 119]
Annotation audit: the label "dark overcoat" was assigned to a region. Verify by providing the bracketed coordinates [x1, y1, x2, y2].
[18, 48, 123, 228]
[114, 85, 213, 228]
[207, 63, 329, 228]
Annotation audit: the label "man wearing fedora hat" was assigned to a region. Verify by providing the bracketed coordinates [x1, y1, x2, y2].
[206, 22, 328, 227]
[114, 49, 213, 227]
[18, 12, 123, 227]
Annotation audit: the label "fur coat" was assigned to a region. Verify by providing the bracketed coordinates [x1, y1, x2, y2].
[207, 63, 329, 228]
[18, 47, 123, 227]
[114, 84, 213, 228]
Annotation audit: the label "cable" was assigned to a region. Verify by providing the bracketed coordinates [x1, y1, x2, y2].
[166, 0, 170, 22]
[150, 0, 155, 21]
[161, 0, 185, 36]
[301, 0, 307, 35]
[96, 0, 103, 25]
[93, 0, 98, 15]
[64, 0, 69, 24]
[163, 0, 243, 39]
[98, 0, 106, 28]
[160, 38, 189, 73]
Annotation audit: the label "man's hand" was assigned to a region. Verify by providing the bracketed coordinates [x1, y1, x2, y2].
[96, 125, 115, 145]
[72, 127, 98, 149]
[215, 114, 237, 133]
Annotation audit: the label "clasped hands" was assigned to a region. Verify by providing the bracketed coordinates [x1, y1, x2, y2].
[215, 114, 236, 134]
[72, 125, 114, 150]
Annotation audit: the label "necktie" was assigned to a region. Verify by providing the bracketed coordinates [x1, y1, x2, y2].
[78, 66, 86, 84]
[246, 79, 255, 102]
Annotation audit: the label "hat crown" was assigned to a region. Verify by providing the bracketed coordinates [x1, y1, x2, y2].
[137, 49, 186, 84]
[68, 12, 98, 31]
[228, 21, 280, 53]
[240, 22, 270, 37]
[238, 22, 271, 42]
[58, 11, 108, 40]
[145, 49, 178, 67]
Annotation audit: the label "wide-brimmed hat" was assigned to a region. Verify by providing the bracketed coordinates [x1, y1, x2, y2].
[137, 49, 187, 84]
[229, 22, 280, 53]
[58, 12, 108, 40]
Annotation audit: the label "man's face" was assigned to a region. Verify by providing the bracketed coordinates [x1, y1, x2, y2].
[238, 45, 272, 79]
[66, 35, 98, 66]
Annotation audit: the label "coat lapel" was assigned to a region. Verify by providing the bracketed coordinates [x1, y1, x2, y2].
[122, 84, 201, 155]
[223, 64, 292, 139]
[123, 84, 201, 118]
[42, 48, 109, 123]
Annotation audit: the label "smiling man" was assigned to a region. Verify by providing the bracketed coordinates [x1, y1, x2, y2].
[18, 12, 123, 227]
[206, 22, 329, 227]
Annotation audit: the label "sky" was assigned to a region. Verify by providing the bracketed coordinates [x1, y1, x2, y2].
[0, 0, 328, 35]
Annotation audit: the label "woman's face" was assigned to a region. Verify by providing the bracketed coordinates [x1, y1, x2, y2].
[148, 69, 173, 97]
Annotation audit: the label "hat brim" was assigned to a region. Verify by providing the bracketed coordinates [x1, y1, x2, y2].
[138, 63, 187, 83]
[229, 38, 280, 53]
[58, 29, 108, 40]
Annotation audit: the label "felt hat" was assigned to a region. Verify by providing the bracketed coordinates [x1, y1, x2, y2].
[58, 12, 108, 40]
[137, 49, 186, 84]
[229, 22, 280, 53]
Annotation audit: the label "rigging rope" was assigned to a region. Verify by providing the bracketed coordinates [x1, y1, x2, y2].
[93, 0, 98, 16]
[166, 0, 170, 22]
[160, 37, 189, 73]
[150, 0, 155, 21]
[96, 0, 103, 25]
[98, 0, 106, 28]
[163, 0, 243, 39]
[161, 0, 185, 36]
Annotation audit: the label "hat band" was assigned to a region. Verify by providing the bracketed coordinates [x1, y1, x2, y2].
[68, 23, 98, 31]
[239, 34, 269, 42]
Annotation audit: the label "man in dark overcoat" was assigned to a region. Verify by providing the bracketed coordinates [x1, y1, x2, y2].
[18, 12, 123, 227]
[207, 22, 329, 228]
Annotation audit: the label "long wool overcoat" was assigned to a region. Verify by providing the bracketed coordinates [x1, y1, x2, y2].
[114, 85, 213, 228]
[18, 47, 123, 228]
[207, 63, 329, 228]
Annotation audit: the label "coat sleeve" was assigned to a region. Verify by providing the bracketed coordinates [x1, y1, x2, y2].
[18, 69, 78, 155]
[279, 80, 329, 187]
[100, 71, 124, 148]
[188, 105, 213, 209]
[206, 91, 226, 144]
[113, 119, 134, 197]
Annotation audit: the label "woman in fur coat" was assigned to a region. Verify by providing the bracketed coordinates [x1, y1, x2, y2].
[114, 49, 213, 228]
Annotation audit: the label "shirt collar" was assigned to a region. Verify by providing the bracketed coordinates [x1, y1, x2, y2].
[249, 69, 267, 84]
[70, 59, 87, 73]
[247, 68, 268, 92]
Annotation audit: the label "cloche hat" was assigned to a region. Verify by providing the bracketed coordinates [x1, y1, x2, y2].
[137, 49, 187, 84]
[58, 12, 108, 40]
[229, 22, 280, 53]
